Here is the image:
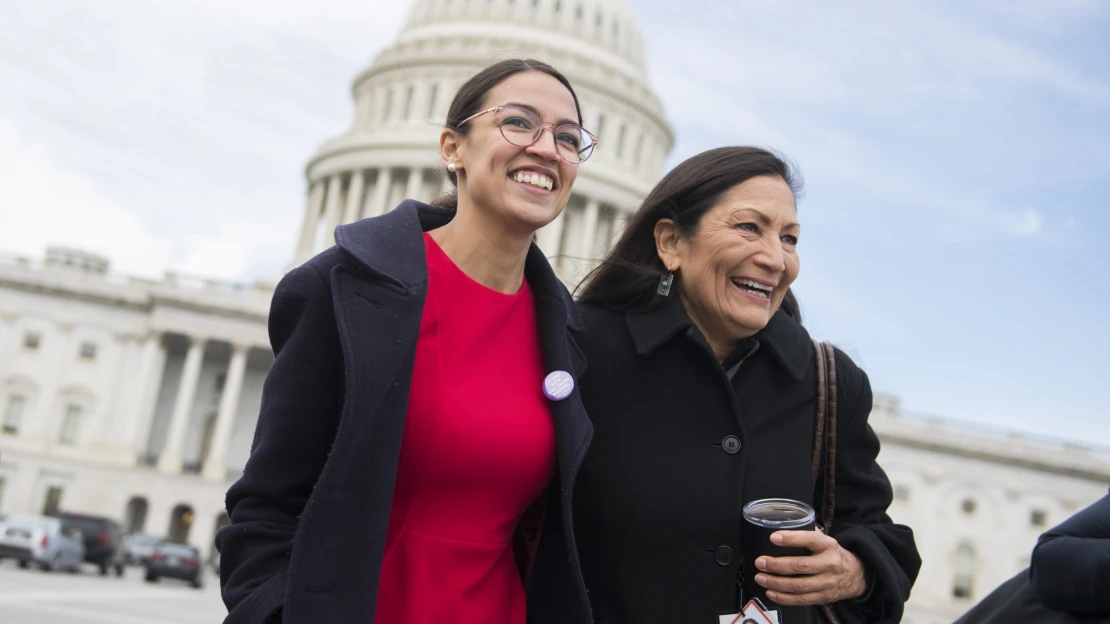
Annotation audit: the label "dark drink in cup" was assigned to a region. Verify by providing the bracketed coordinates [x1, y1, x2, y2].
[742, 499, 819, 622]
[742, 498, 816, 559]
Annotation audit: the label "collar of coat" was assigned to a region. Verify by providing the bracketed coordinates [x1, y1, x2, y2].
[624, 295, 811, 382]
[333, 198, 584, 331]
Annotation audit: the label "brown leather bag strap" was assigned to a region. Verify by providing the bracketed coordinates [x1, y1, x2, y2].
[820, 341, 838, 532]
[810, 340, 838, 531]
[812, 341, 843, 624]
[810, 341, 827, 483]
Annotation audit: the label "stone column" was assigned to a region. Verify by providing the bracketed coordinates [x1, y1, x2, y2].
[342, 170, 366, 225]
[366, 168, 393, 218]
[405, 168, 424, 203]
[104, 333, 138, 445]
[536, 211, 567, 260]
[295, 181, 325, 264]
[440, 173, 453, 195]
[321, 175, 344, 248]
[158, 337, 206, 474]
[580, 199, 601, 259]
[123, 332, 167, 458]
[202, 343, 250, 481]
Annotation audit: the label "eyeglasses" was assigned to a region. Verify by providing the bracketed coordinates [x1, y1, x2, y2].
[455, 104, 599, 164]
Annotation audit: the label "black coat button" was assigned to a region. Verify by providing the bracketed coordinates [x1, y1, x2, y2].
[722, 435, 741, 454]
[714, 545, 733, 566]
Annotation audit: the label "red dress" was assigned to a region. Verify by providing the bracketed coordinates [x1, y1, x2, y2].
[373, 233, 556, 623]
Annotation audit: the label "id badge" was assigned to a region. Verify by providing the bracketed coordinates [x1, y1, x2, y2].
[718, 598, 781, 624]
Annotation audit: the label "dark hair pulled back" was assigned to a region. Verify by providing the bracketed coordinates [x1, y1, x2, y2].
[430, 59, 583, 210]
[577, 146, 805, 322]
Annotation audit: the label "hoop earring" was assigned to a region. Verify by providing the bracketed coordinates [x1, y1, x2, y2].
[657, 270, 674, 296]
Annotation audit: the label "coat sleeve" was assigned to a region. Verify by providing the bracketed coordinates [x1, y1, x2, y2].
[825, 350, 922, 624]
[215, 264, 345, 624]
[1029, 491, 1110, 614]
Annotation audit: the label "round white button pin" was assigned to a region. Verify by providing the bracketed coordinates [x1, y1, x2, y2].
[543, 370, 575, 401]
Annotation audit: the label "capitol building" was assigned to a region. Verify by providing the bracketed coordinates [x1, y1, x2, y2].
[0, 1, 1106, 621]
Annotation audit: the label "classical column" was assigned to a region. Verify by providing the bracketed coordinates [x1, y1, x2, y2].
[124, 332, 167, 458]
[202, 343, 250, 481]
[322, 175, 344, 248]
[536, 211, 567, 260]
[342, 170, 366, 225]
[158, 337, 206, 474]
[295, 181, 325, 264]
[579, 199, 601, 259]
[366, 168, 393, 218]
[405, 168, 424, 202]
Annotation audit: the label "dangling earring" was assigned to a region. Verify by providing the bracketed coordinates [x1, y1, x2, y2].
[657, 269, 674, 296]
[447, 162, 457, 173]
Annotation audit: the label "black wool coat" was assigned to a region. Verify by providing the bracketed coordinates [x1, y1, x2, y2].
[572, 299, 921, 624]
[216, 200, 595, 624]
[1031, 489, 1110, 615]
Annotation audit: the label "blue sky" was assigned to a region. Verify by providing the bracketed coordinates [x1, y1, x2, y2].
[0, 0, 1106, 444]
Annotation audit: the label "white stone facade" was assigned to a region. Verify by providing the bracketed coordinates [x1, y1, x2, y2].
[0, 249, 274, 557]
[0, 1, 1107, 620]
[870, 395, 1110, 622]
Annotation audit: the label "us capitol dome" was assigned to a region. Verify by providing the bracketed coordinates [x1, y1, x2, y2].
[292, 0, 676, 285]
[3, 5, 1109, 623]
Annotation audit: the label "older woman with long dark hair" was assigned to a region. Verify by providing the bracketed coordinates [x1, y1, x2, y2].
[573, 146, 920, 623]
[217, 59, 600, 624]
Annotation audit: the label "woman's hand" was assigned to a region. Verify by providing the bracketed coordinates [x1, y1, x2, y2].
[753, 530, 868, 607]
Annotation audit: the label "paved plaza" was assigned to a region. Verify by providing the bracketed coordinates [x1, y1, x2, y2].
[0, 560, 227, 624]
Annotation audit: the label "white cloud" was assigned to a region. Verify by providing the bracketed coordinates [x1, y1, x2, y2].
[0, 0, 410, 281]
[0, 117, 172, 276]
[1002, 206, 1043, 238]
[638, 0, 1106, 241]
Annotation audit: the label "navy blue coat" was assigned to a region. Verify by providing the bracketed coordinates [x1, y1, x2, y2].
[1031, 489, 1110, 615]
[216, 200, 595, 623]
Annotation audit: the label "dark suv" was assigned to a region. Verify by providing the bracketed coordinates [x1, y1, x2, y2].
[59, 512, 125, 576]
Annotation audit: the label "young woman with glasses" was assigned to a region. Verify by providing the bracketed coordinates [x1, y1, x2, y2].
[216, 59, 599, 624]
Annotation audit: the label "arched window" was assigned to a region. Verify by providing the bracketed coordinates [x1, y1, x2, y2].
[953, 543, 976, 599]
[124, 496, 149, 534]
[168, 504, 195, 543]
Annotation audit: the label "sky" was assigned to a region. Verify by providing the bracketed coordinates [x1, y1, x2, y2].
[0, 0, 1107, 446]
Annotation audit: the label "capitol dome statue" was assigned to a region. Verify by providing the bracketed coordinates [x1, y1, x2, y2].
[292, 0, 675, 285]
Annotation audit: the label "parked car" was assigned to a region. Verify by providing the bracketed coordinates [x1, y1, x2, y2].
[144, 541, 203, 588]
[0, 514, 85, 572]
[58, 512, 125, 576]
[121, 533, 161, 566]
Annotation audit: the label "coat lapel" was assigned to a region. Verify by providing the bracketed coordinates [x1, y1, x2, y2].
[325, 202, 448, 490]
[525, 244, 592, 485]
[333, 200, 593, 487]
